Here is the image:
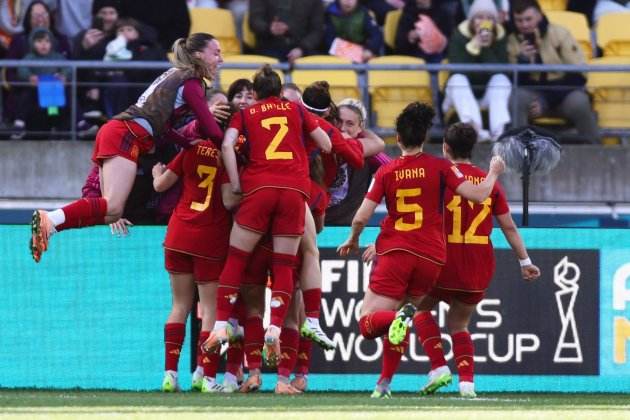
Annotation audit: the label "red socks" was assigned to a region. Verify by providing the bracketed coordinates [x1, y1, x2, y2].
[197, 330, 208, 368]
[452, 331, 474, 382]
[414, 312, 446, 370]
[57, 197, 108, 231]
[216, 246, 251, 322]
[379, 332, 409, 384]
[244, 316, 264, 371]
[302, 288, 322, 318]
[278, 328, 300, 378]
[226, 340, 244, 376]
[269, 253, 296, 327]
[164, 322, 185, 371]
[295, 337, 312, 376]
[358, 311, 396, 339]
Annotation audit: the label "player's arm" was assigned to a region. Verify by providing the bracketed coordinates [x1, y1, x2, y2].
[495, 212, 541, 282]
[309, 126, 332, 153]
[152, 163, 179, 192]
[337, 198, 378, 257]
[357, 129, 385, 158]
[455, 156, 505, 203]
[221, 182, 241, 211]
[221, 127, 241, 194]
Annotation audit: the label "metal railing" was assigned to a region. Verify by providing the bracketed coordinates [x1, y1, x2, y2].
[2, 59, 629, 140]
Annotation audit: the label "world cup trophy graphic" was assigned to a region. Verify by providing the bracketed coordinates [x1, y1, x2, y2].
[553, 256, 583, 363]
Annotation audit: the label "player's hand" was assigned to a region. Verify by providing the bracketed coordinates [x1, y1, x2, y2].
[231, 183, 242, 195]
[209, 102, 231, 123]
[337, 238, 359, 257]
[110, 218, 133, 236]
[521, 264, 541, 282]
[152, 162, 166, 178]
[489, 155, 505, 175]
[362, 244, 376, 263]
[286, 47, 303, 64]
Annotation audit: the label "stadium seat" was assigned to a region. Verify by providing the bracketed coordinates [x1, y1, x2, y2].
[291, 55, 360, 103]
[588, 56, 630, 129]
[242, 11, 256, 51]
[539, 0, 567, 11]
[189, 8, 240, 55]
[383, 9, 402, 51]
[368, 55, 431, 128]
[546, 10, 593, 58]
[219, 55, 281, 91]
[596, 12, 630, 57]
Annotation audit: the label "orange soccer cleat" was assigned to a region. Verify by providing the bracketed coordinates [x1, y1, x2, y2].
[263, 326, 281, 368]
[239, 374, 262, 393]
[290, 375, 308, 392]
[30, 210, 53, 262]
[274, 381, 302, 395]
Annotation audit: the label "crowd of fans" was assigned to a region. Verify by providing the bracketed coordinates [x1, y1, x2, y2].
[0, 0, 628, 142]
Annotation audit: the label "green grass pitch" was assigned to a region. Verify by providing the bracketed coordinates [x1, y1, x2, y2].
[1, 390, 629, 419]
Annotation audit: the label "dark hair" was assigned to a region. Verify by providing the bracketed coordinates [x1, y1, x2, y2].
[253, 64, 282, 99]
[511, 0, 542, 15]
[171, 33, 217, 79]
[395, 102, 435, 148]
[309, 153, 325, 187]
[31, 28, 51, 42]
[444, 122, 477, 159]
[227, 78, 253, 102]
[302, 81, 332, 116]
[23, 1, 60, 38]
[115, 17, 141, 32]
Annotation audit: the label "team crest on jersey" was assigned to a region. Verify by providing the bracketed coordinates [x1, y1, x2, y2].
[226, 293, 238, 304]
[450, 165, 464, 178]
[270, 296, 285, 308]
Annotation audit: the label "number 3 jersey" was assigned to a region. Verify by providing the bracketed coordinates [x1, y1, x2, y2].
[228, 96, 319, 198]
[365, 152, 466, 265]
[163, 141, 232, 260]
[437, 162, 510, 291]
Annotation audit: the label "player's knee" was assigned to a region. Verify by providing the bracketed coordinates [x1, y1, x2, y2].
[358, 315, 376, 339]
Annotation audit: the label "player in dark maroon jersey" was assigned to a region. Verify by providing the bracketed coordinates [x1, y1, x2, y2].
[30, 32, 225, 263]
[337, 102, 505, 398]
[152, 139, 237, 394]
[203, 65, 331, 364]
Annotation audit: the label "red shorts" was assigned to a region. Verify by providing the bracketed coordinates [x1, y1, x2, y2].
[436, 244, 495, 291]
[243, 243, 272, 286]
[235, 188, 306, 236]
[429, 287, 485, 305]
[369, 251, 442, 301]
[91, 119, 154, 165]
[164, 248, 224, 283]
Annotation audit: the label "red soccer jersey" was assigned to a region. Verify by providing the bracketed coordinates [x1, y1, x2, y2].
[365, 152, 466, 264]
[228, 96, 319, 197]
[308, 179, 329, 218]
[437, 163, 510, 291]
[163, 141, 231, 259]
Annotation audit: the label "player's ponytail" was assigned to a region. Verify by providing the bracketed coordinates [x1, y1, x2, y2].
[171, 33, 216, 80]
[253, 64, 282, 99]
[396, 102, 435, 148]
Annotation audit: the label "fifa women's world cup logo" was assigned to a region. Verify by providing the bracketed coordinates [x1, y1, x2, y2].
[553, 256, 583, 363]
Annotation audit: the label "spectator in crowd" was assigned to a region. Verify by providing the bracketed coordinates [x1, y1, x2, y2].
[119, 0, 190, 52]
[394, 0, 452, 62]
[507, 0, 600, 143]
[459, 0, 509, 23]
[12, 28, 71, 139]
[442, 0, 511, 141]
[249, 0, 325, 63]
[54, 0, 93, 42]
[362, 0, 405, 26]
[0, 0, 28, 47]
[324, 0, 384, 62]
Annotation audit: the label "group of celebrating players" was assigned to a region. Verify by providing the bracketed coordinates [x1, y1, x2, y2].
[29, 32, 541, 398]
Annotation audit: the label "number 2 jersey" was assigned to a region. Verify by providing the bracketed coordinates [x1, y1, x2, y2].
[365, 152, 466, 265]
[437, 162, 509, 292]
[228, 96, 319, 198]
[163, 141, 231, 260]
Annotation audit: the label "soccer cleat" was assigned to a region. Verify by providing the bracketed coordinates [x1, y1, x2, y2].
[229, 324, 245, 344]
[290, 375, 308, 392]
[30, 210, 53, 263]
[300, 319, 335, 351]
[202, 325, 232, 354]
[274, 381, 302, 395]
[264, 326, 281, 367]
[222, 376, 239, 393]
[419, 365, 452, 396]
[201, 377, 226, 393]
[370, 385, 392, 399]
[388, 303, 416, 345]
[459, 381, 477, 398]
[161, 370, 179, 392]
[239, 374, 262, 393]
[191, 369, 204, 392]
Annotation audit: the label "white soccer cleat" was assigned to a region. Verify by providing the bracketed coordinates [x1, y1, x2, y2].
[191, 367, 204, 392]
[201, 376, 226, 393]
[161, 370, 179, 392]
[300, 318, 335, 350]
[459, 381, 477, 398]
[419, 365, 452, 395]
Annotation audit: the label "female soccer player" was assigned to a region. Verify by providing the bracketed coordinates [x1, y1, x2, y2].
[337, 102, 505, 398]
[30, 32, 224, 262]
[227, 78, 255, 110]
[204, 65, 331, 364]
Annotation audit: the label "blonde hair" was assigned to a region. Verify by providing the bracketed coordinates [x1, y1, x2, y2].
[170, 33, 216, 80]
[338, 98, 368, 127]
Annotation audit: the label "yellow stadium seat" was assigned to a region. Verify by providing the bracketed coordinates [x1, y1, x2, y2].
[383, 9, 402, 51]
[588, 56, 630, 128]
[219, 55, 282, 91]
[368, 55, 431, 128]
[546, 10, 593, 58]
[597, 12, 630, 57]
[189, 8, 240, 55]
[291, 55, 360, 103]
[539, 0, 567, 11]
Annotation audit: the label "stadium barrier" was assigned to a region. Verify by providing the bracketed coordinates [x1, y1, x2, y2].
[1, 225, 629, 392]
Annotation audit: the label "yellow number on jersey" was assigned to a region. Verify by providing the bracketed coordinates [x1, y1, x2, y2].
[190, 165, 217, 212]
[446, 195, 492, 244]
[262, 116, 292, 160]
[394, 188, 423, 231]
